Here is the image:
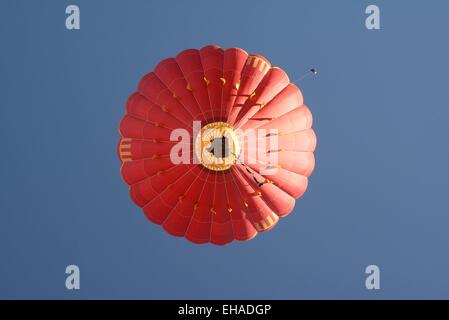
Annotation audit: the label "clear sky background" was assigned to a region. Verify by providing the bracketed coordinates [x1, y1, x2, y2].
[1, 0, 449, 299]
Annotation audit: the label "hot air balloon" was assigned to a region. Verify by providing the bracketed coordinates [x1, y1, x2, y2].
[118, 45, 316, 245]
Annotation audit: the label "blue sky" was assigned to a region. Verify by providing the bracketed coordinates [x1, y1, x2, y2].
[1, 0, 449, 299]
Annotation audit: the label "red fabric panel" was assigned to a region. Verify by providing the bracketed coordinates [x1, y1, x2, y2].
[241, 83, 303, 131]
[234, 67, 289, 128]
[227, 54, 271, 124]
[200, 45, 224, 121]
[176, 49, 212, 121]
[221, 48, 248, 124]
[154, 58, 205, 122]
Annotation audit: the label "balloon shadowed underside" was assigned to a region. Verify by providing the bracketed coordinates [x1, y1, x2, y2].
[118, 45, 316, 245]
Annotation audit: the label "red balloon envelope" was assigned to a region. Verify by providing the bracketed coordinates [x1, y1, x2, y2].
[118, 45, 316, 245]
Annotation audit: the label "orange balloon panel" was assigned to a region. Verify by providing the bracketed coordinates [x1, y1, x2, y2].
[118, 45, 317, 245]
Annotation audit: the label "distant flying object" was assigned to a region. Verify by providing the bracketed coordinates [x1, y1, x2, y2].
[118, 45, 317, 245]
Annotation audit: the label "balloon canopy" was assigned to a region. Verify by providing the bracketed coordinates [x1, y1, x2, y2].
[118, 45, 317, 245]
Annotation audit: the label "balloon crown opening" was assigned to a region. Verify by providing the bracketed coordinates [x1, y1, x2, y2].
[194, 122, 240, 171]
